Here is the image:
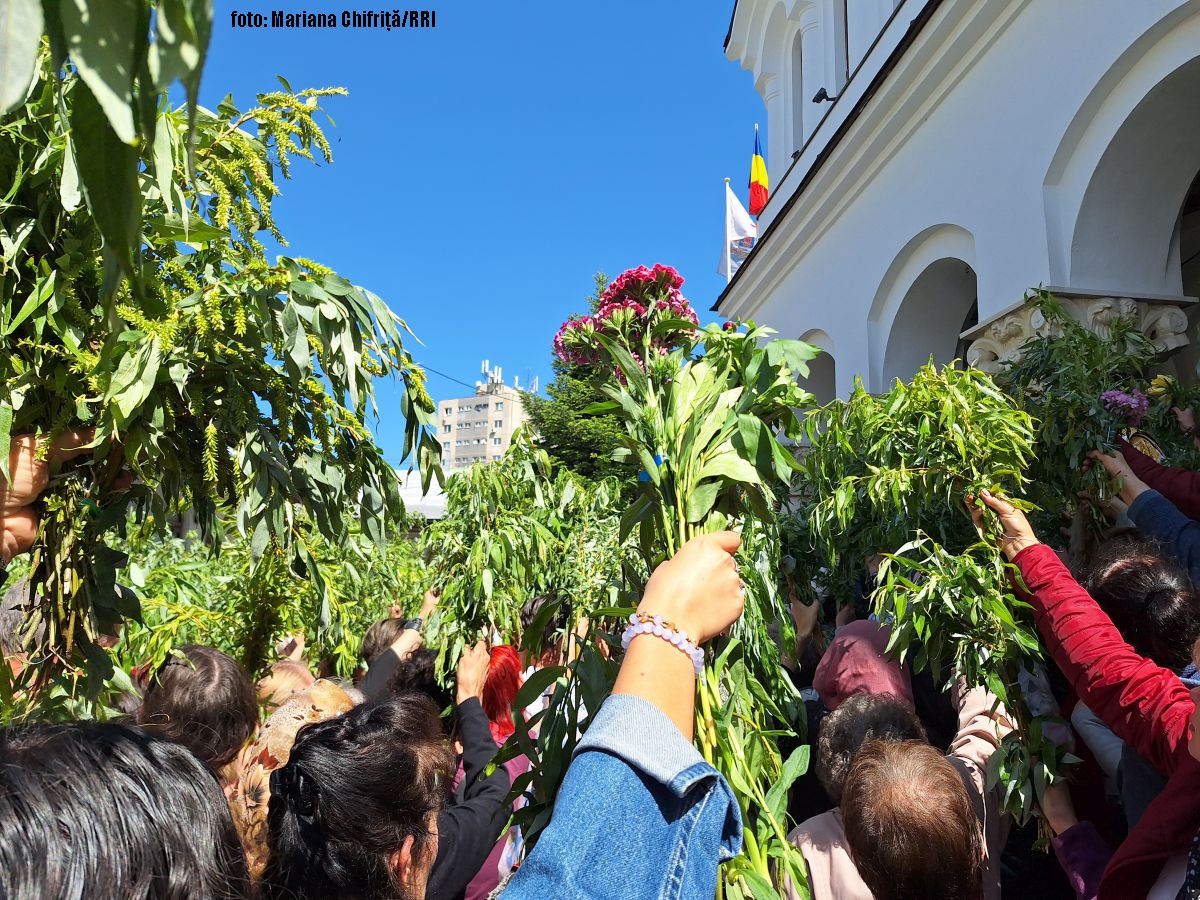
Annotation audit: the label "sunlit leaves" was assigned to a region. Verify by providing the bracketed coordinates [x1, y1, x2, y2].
[0, 50, 439, 699]
[796, 360, 1074, 823]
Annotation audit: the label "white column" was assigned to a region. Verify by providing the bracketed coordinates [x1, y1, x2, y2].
[761, 74, 788, 187]
[800, 20, 824, 138]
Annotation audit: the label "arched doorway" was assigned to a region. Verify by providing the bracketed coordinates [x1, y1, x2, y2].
[797, 329, 836, 405]
[881, 259, 978, 387]
[1068, 55, 1200, 296]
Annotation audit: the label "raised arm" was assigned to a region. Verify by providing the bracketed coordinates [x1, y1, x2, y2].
[975, 491, 1193, 775]
[1117, 437, 1200, 520]
[501, 532, 746, 899]
[946, 679, 1014, 795]
[427, 643, 512, 900]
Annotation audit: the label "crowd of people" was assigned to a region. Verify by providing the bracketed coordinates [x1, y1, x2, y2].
[4, 410, 1200, 900]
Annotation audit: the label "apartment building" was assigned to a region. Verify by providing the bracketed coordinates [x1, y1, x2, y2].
[436, 361, 532, 470]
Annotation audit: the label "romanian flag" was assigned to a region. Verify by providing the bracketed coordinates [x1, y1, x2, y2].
[748, 128, 769, 216]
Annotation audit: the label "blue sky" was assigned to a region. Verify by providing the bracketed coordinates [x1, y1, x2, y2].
[205, 2, 764, 465]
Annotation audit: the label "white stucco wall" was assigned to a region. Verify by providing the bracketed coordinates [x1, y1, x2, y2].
[722, 0, 1200, 394]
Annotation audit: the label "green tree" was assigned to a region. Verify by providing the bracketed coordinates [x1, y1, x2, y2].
[523, 273, 637, 484]
[0, 16, 439, 701]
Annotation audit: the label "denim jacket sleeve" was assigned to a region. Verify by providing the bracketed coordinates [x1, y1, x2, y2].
[501, 694, 743, 900]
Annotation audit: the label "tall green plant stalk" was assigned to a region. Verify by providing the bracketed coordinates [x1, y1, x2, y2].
[557, 265, 820, 899]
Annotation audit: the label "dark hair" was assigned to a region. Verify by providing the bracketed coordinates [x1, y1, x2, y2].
[362, 617, 408, 664]
[263, 695, 454, 900]
[0, 722, 251, 900]
[816, 692, 926, 803]
[138, 645, 258, 771]
[519, 594, 567, 661]
[387, 647, 454, 711]
[1083, 538, 1200, 671]
[842, 740, 983, 900]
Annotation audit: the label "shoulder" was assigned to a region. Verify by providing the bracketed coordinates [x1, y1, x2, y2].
[790, 808, 847, 850]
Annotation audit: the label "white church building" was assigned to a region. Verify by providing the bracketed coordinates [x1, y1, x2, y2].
[718, 0, 1200, 401]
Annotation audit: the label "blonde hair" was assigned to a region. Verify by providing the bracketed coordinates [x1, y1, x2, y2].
[257, 660, 316, 711]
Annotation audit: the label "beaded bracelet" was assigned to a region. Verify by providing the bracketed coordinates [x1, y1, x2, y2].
[621, 612, 705, 675]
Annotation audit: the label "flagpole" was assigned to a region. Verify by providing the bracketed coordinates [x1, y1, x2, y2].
[724, 178, 732, 284]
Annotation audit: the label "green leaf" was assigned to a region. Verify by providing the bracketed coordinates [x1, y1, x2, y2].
[0, 0, 43, 115]
[152, 117, 175, 215]
[281, 303, 311, 376]
[738, 869, 781, 900]
[148, 213, 227, 244]
[0, 404, 11, 484]
[698, 452, 761, 484]
[149, 0, 209, 93]
[766, 338, 822, 375]
[579, 400, 619, 415]
[70, 79, 140, 281]
[685, 480, 721, 523]
[59, 0, 141, 144]
[765, 744, 810, 820]
[4, 272, 54, 336]
[60, 133, 82, 211]
[514, 665, 566, 710]
[104, 335, 162, 424]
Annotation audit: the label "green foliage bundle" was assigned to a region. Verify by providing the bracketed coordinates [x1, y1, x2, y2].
[557, 262, 820, 899]
[421, 431, 635, 849]
[1, 521, 426, 724]
[0, 33, 439, 697]
[421, 431, 632, 673]
[997, 292, 1159, 553]
[799, 361, 1075, 822]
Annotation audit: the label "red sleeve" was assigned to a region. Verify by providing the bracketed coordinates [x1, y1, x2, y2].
[1013, 543, 1193, 775]
[1119, 438, 1200, 520]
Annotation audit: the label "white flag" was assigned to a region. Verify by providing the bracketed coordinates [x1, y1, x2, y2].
[718, 181, 757, 282]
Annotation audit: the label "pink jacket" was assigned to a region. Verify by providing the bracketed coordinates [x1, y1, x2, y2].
[784, 681, 1012, 900]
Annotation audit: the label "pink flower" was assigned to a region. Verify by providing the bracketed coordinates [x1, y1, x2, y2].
[554, 263, 700, 367]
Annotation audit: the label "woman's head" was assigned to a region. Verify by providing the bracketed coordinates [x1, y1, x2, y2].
[481, 644, 523, 743]
[519, 595, 567, 666]
[815, 692, 926, 804]
[842, 739, 982, 900]
[0, 721, 251, 900]
[362, 617, 408, 665]
[263, 695, 454, 900]
[230, 679, 359, 881]
[138, 645, 258, 777]
[1083, 538, 1200, 671]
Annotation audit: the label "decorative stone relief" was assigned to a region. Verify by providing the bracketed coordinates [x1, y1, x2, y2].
[965, 294, 1192, 375]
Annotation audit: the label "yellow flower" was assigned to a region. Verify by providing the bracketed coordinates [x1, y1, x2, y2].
[1148, 374, 1177, 399]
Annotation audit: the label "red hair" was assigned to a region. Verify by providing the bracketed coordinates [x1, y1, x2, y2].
[482, 645, 523, 743]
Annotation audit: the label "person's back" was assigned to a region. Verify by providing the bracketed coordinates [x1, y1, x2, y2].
[0, 721, 251, 900]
